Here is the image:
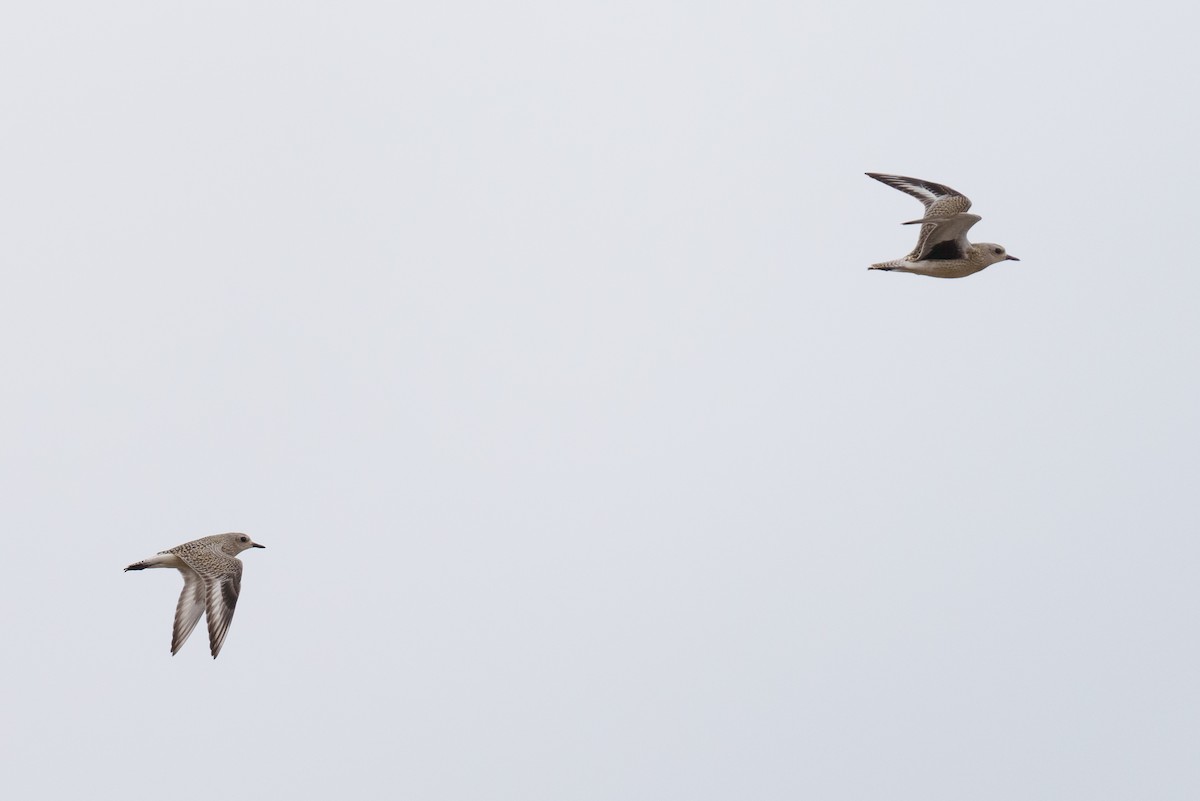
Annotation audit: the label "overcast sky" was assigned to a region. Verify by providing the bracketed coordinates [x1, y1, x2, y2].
[4, 2, 1200, 799]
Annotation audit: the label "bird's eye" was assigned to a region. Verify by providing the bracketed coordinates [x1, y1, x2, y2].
[994, 247, 1003, 254]
[240, 536, 248, 542]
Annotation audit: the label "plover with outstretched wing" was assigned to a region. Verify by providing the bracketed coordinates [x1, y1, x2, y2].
[866, 173, 1018, 278]
[125, 533, 265, 658]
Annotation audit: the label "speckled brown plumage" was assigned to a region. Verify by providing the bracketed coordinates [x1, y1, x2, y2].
[125, 533, 266, 658]
[866, 173, 1018, 279]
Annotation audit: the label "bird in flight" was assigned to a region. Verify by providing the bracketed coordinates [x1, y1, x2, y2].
[866, 173, 1018, 278]
[125, 532, 266, 658]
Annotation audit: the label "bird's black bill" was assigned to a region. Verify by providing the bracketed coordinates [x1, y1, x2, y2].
[252, 543, 266, 548]
[1006, 255, 1020, 261]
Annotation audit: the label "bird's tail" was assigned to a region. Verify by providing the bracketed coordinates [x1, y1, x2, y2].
[869, 259, 904, 271]
[123, 553, 177, 572]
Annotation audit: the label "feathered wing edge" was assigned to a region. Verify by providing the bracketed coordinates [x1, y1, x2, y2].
[171, 568, 207, 655]
[205, 561, 243, 659]
[865, 172, 970, 212]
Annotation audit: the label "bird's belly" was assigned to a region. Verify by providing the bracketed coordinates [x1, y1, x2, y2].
[905, 259, 987, 279]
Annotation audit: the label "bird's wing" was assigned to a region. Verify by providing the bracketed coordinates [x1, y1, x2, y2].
[173, 547, 245, 659]
[204, 558, 243, 659]
[171, 567, 207, 655]
[905, 213, 983, 260]
[867, 173, 974, 258]
[866, 173, 972, 215]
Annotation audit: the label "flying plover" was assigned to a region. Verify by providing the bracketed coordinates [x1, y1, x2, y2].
[125, 533, 265, 658]
[866, 173, 1018, 278]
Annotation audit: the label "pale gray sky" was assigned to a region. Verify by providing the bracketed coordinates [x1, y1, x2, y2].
[4, 1, 1200, 799]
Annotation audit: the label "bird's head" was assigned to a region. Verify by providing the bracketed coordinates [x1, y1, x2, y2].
[220, 532, 266, 554]
[978, 243, 1019, 265]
